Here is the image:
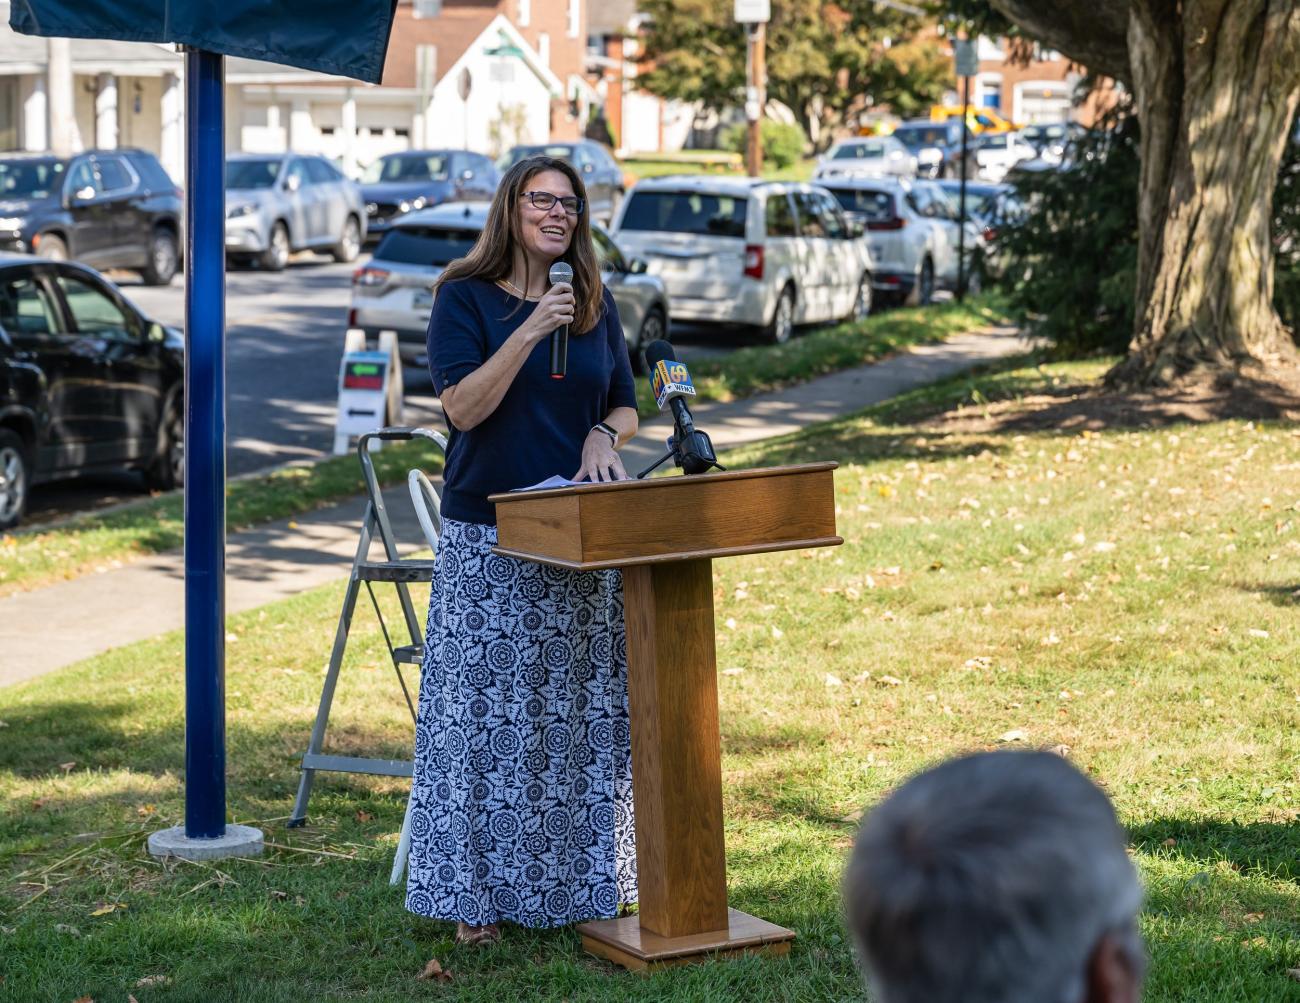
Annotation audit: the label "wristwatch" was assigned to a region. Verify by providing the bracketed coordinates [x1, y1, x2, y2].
[593, 421, 618, 447]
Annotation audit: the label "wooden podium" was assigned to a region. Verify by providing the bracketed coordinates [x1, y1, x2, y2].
[490, 463, 841, 970]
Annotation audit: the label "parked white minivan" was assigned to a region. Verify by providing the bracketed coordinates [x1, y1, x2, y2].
[611, 176, 873, 343]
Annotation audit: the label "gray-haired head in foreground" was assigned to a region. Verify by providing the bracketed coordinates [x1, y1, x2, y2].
[843, 750, 1143, 1003]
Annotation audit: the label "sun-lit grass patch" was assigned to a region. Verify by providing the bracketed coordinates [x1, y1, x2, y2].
[2, 357, 1298, 1001]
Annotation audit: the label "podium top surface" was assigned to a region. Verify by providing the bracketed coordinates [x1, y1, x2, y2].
[489, 462, 841, 570]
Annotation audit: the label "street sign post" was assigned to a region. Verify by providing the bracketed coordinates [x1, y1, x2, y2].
[953, 39, 977, 302]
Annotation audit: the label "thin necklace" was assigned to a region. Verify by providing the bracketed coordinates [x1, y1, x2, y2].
[499, 277, 540, 301]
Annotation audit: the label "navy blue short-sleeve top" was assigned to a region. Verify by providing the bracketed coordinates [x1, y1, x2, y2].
[427, 277, 637, 525]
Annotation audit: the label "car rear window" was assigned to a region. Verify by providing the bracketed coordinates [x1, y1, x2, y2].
[826, 188, 894, 222]
[373, 226, 480, 266]
[892, 126, 952, 148]
[831, 142, 884, 160]
[619, 191, 747, 238]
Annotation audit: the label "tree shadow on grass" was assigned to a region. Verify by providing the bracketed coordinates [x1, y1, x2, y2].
[1236, 582, 1300, 607]
[1129, 818, 1300, 883]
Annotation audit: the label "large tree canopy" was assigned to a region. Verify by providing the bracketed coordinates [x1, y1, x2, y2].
[637, 0, 951, 150]
[987, 0, 1300, 387]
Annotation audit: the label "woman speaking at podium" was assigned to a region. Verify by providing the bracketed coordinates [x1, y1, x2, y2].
[404, 156, 639, 946]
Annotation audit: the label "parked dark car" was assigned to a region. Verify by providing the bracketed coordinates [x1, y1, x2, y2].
[358, 149, 498, 243]
[0, 149, 183, 286]
[500, 141, 625, 223]
[0, 255, 184, 528]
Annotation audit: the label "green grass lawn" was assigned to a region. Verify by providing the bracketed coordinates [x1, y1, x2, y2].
[1, 295, 1007, 600]
[3, 356, 1297, 1001]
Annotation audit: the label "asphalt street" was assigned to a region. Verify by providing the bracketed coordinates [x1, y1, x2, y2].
[24, 251, 736, 524]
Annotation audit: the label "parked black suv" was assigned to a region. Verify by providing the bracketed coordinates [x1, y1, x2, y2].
[0, 149, 183, 286]
[0, 255, 184, 529]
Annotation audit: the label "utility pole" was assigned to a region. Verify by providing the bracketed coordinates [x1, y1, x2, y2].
[736, 0, 769, 177]
[953, 37, 978, 302]
[745, 22, 766, 177]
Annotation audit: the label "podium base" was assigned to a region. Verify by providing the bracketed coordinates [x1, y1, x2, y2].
[577, 908, 795, 972]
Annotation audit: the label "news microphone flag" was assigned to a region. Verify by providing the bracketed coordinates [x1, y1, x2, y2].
[651, 359, 696, 411]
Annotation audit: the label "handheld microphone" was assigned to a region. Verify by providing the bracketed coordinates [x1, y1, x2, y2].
[548, 261, 573, 379]
[643, 340, 719, 476]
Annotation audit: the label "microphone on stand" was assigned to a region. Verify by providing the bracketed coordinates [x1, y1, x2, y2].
[637, 339, 721, 478]
[548, 261, 573, 379]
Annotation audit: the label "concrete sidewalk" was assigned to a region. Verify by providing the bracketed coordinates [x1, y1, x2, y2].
[0, 325, 1024, 688]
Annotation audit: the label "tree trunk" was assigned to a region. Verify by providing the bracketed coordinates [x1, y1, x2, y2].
[1109, 0, 1300, 387]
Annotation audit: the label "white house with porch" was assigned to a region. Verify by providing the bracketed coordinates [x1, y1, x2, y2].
[0, 2, 562, 182]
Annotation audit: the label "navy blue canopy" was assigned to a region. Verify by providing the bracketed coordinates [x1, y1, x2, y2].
[9, 0, 398, 83]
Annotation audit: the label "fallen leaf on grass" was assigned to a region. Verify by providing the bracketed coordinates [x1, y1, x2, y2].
[71, 996, 93, 1003]
[89, 903, 125, 917]
[355, 810, 374, 823]
[1049, 744, 1071, 757]
[824, 674, 842, 688]
[1287, 968, 1300, 983]
[1162, 838, 1177, 848]
[770, 626, 784, 640]
[1243, 912, 1264, 924]
[1249, 628, 1270, 639]
[54, 924, 81, 937]
[134, 975, 171, 988]
[964, 656, 992, 670]
[878, 675, 903, 687]
[998, 729, 1028, 743]
[59, 761, 76, 772]
[416, 958, 453, 982]
[269, 890, 289, 901]
[135, 804, 156, 817]
[723, 617, 737, 630]
[1040, 632, 1061, 646]
[128, 996, 140, 1003]
[721, 667, 744, 676]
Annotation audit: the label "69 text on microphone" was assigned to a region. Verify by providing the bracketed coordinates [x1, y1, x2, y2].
[636, 340, 723, 478]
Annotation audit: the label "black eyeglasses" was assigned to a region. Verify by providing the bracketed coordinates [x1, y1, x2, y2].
[522, 190, 585, 215]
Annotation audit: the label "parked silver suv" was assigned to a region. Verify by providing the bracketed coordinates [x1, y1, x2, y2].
[348, 202, 671, 372]
[225, 154, 366, 270]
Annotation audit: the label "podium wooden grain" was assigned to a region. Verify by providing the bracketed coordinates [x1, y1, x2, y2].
[490, 463, 840, 969]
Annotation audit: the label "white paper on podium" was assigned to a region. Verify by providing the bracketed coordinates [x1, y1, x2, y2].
[512, 475, 585, 492]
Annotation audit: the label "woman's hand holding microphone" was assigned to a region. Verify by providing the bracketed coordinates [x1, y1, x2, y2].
[519, 281, 575, 345]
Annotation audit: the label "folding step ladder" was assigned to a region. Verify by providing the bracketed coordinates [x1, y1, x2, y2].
[288, 426, 445, 827]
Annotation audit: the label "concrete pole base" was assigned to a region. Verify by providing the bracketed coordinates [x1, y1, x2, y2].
[147, 824, 265, 861]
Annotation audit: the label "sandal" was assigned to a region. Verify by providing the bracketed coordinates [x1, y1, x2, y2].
[455, 922, 501, 947]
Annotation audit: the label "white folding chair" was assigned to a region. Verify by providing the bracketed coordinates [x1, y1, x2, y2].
[390, 467, 443, 885]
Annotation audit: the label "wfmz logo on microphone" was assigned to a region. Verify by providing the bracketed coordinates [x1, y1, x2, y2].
[652, 360, 695, 410]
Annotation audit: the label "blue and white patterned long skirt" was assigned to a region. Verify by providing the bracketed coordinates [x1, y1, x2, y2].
[404, 518, 638, 928]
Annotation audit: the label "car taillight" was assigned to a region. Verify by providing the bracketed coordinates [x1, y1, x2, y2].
[353, 266, 390, 289]
[983, 225, 998, 242]
[743, 244, 764, 279]
[867, 217, 906, 231]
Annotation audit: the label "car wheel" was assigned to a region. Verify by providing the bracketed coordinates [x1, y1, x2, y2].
[36, 233, 68, 261]
[911, 258, 935, 306]
[260, 222, 290, 271]
[0, 429, 30, 530]
[141, 227, 179, 286]
[632, 307, 666, 374]
[144, 398, 184, 492]
[763, 285, 796, 345]
[332, 215, 362, 263]
[847, 273, 873, 323]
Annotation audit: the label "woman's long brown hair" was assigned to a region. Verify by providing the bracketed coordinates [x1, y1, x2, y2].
[433, 156, 604, 335]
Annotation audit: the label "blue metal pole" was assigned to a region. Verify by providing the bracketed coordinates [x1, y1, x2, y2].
[183, 48, 227, 840]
